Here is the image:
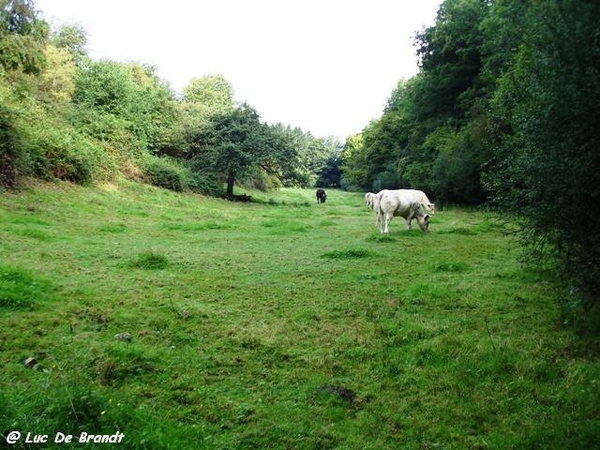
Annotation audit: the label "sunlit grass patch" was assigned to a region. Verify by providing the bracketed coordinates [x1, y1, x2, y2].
[261, 219, 311, 234]
[400, 281, 457, 302]
[0, 184, 597, 450]
[438, 227, 478, 235]
[12, 228, 53, 241]
[317, 220, 336, 227]
[0, 265, 59, 308]
[8, 216, 52, 226]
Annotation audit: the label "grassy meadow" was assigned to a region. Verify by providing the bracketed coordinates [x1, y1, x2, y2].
[0, 180, 598, 449]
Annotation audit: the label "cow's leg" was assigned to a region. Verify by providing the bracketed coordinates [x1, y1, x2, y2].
[383, 213, 392, 234]
[406, 211, 416, 230]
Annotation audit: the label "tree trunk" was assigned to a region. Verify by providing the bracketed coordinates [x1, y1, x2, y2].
[226, 172, 236, 199]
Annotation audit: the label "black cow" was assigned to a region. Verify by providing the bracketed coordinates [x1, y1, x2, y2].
[316, 188, 327, 204]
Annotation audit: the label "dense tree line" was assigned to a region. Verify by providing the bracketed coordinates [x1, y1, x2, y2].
[341, 0, 599, 319]
[0, 0, 341, 196]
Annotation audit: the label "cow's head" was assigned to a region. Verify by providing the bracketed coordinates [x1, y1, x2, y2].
[415, 213, 430, 232]
[413, 203, 431, 232]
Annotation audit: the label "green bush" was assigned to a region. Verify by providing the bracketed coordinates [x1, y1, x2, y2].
[68, 107, 146, 162]
[187, 158, 223, 196]
[484, 0, 600, 319]
[143, 156, 186, 192]
[23, 124, 118, 184]
[186, 171, 223, 196]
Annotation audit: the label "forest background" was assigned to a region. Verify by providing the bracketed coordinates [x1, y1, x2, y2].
[1, 0, 599, 325]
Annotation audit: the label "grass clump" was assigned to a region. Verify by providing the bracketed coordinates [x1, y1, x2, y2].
[434, 261, 470, 273]
[321, 248, 376, 259]
[128, 250, 169, 269]
[366, 234, 395, 243]
[97, 223, 127, 233]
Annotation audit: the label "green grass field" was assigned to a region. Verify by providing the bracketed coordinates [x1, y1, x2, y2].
[1, 180, 598, 449]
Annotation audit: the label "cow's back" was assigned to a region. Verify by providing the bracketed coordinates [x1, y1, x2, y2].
[379, 190, 413, 218]
[399, 189, 435, 214]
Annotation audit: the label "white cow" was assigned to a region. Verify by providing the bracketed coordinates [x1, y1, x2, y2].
[365, 192, 383, 225]
[393, 189, 435, 229]
[365, 192, 376, 209]
[377, 189, 431, 234]
[402, 189, 435, 215]
[367, 189, 434, 229]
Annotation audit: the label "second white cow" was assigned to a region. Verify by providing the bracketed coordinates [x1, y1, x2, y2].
[395, 189, 435, 229]
[377, 189, 431, 234]
[365, 192, 376, 209]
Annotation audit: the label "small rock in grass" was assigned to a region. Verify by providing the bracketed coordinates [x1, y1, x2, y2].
[114, 332, 132, 342]
[24, 357, 39, 369]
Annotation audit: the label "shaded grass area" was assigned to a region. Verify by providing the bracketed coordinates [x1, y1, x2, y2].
[0, 180, 598, 449]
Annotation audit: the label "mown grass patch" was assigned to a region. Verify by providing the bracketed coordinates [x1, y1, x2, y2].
[0, 182, 598, 449]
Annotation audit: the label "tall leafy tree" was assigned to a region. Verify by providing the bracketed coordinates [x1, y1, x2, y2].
[317, 153, 342, 188]
[415, 0, 488, 122]
[72, 60, 178, 153]
[0, 0, 48, 75]
[343, 0, 491, 203]
[182, 74, 234, 116]
[340, 133, 367, 190]
[36, 45, 76, 107]
[314, 136, 343, 188]
[484, 0, 600, 310]
[73, 60, 139, 117]
[190, 103, 287, 199]
[50, 23, 88, 66]
[176, 75, 236, 160]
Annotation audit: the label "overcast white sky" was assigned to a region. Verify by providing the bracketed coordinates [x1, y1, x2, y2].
[35, 0, 441, 139]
